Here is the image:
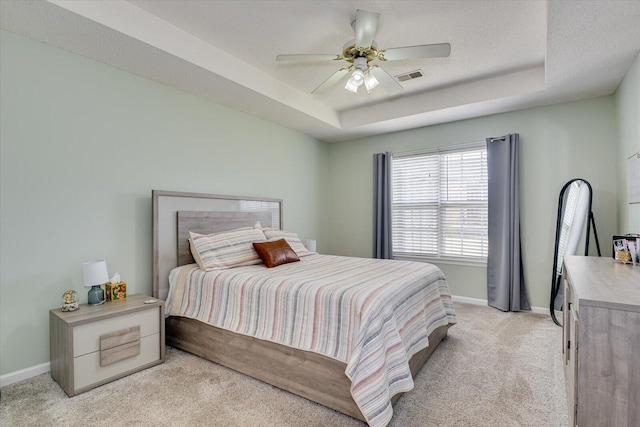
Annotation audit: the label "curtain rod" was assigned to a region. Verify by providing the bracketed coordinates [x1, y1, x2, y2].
[393, 140, 486, 157]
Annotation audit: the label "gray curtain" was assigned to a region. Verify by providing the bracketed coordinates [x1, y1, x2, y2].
[373, 152, 393, 259]
[486, 134, 530, 311]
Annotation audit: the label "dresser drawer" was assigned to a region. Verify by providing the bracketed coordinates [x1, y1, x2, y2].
[74, 333, 160, 390]
[73, 307, 160, 357]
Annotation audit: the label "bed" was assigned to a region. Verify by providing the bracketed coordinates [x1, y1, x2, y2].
[152, 190, 456, 426]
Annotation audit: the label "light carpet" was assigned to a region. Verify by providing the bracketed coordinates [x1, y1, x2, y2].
[0, 303, 568, 426]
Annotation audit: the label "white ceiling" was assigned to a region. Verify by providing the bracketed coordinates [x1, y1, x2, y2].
[1, 0, 639, 142]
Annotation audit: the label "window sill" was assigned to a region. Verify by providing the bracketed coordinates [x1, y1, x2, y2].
[393, 254, 487, 268]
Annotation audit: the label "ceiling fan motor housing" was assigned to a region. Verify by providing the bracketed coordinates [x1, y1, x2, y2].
[342, 40, 379, 63]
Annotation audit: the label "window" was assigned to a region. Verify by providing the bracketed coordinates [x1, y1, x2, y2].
[392, 144, 488, 262]
[239, 200, 281, 229]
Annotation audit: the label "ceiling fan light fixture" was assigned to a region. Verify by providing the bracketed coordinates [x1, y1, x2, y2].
[352, 68, 365, 82]
[345, 57, 369, 93]
[345, 77, 359, 93]
[345, 67, 365, 92]
[364, 71, 379, 92]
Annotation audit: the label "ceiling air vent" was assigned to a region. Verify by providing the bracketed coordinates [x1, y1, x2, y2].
[395, 70, 424, 82]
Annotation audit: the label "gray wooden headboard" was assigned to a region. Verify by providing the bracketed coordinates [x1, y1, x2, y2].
[176, 211, 273, 266]
[152, 190, 282, 300]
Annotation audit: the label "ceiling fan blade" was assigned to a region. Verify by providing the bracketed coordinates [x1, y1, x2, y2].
[370, 66, 403, 94]
[380, 43, 451, 61]
[311, 68, 350, 94]
[354, 9, 380, 49]
[276, 54, 341, 62]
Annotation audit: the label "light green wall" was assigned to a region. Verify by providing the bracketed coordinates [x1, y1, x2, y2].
[325, 98, 618, 309]
[615, 52, 640, 233]
[0, 30, 328, 375]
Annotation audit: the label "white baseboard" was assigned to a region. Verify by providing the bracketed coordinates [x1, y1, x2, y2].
[452, 295, 547, 315]
[530, 306, 547, 315]
[0, 362, 50, 388]
[451, 295, 488, 306]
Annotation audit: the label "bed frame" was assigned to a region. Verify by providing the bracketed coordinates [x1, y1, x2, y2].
[152, 190, 451, 421]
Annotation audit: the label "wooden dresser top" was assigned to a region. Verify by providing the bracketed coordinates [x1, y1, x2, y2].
[564, 256, 640, 312]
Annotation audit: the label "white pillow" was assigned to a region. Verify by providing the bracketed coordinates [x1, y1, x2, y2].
[189, 226, 266, 271]
[262, 229, 315, 257]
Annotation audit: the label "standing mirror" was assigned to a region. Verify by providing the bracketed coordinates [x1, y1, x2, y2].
[550, 178, 601, 326]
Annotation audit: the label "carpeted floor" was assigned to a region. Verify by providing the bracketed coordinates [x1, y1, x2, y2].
[0, 303, 568, 426]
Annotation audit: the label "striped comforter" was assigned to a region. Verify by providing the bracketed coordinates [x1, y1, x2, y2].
[166, 254, 456, 426]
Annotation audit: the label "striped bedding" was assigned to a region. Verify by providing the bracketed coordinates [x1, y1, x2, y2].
[165, 254, 456, 427]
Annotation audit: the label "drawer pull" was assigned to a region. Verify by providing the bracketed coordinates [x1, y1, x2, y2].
[100, 340, 141, 367]
[100, 326, 141, 366]
[100, 326, 140, 351]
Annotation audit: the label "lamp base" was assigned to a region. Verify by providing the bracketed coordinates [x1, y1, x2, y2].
[87, 285, 105, 305]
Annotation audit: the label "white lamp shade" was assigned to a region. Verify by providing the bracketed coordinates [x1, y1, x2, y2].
[305, 239, 317, 252]
[83, 260, 109, 287]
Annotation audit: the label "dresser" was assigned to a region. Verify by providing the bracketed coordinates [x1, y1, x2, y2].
[50, 294, 165, 396]
[562, 256, 640, 427]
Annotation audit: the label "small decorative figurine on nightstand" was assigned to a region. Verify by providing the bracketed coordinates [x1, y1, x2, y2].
[61, 290, 78, 312]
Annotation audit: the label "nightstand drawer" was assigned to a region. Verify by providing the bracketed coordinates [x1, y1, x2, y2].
[74, 333, 160, 390]
[73, 307, 160, 356]
[100, 326, 141, 366]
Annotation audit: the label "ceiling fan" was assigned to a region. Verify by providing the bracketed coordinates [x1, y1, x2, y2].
[276, 9, 451, 95]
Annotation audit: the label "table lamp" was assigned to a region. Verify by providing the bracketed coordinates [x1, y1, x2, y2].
[83, 260, 108, 305]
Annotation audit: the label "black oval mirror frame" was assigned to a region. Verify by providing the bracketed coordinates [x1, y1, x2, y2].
[550, 178, 601, 326]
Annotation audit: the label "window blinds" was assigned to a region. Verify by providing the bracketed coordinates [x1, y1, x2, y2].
[239, 200, 281, 229]
[392, 146, 488, 260]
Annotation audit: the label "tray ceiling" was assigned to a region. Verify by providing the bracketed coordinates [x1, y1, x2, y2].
[1, 1, 639, 142]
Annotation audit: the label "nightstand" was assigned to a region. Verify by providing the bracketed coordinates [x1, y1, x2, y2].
[49, 294, 165, 397]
